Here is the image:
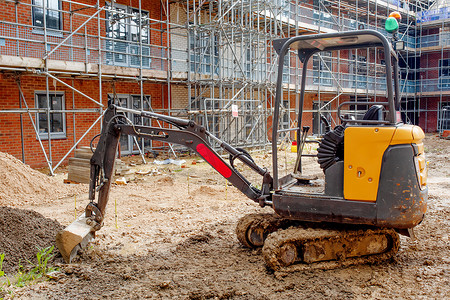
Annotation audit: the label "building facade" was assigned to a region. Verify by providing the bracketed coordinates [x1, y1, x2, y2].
[0, 0, 448, 170]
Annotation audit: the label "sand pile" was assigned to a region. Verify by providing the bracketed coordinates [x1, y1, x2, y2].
[0, 206, 62, 274]
[0, 153, 79, 274]
[0, 152, 81, 206]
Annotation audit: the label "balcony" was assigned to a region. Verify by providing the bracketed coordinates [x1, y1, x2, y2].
[417, 6, 450, 24]
[0, 19, 168, 79]
[417, 32, 450, 50]
[420, 78, 450, 94]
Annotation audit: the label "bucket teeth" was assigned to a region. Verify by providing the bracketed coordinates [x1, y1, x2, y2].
[56, 213, 96, 263]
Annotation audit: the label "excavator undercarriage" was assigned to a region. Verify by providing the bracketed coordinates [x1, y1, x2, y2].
[236, 213, 400, 271]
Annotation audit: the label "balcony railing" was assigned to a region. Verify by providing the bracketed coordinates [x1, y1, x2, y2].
[417, 6, 450, 23]
[0, 20, 168, 72]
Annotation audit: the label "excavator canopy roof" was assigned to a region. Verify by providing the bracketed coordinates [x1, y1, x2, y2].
[273, 30, 396, 58]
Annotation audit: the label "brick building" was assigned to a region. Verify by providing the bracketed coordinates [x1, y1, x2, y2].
[0, 0, 449, 170]
[0, 0, 170, 170]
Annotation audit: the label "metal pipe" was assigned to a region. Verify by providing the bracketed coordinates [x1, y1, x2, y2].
[41, 71, 103, 107]
[16, 79, 52, 171]
[97, 0, 103, 130]
[0, 109, 100, 113]
[43, 0, 54, 175]
[115, 106, 190, 127]
[18, 78, 25, 163]
[69, 1, 73, 61]
[72, 79, 76, 144]
[14, 1, 19, 56]
[278, 127, 300, 133]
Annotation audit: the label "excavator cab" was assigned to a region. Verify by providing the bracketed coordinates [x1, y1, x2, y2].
[270, 30, 427, 228]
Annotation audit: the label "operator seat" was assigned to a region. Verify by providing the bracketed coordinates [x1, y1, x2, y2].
[362, 105, 384, 121]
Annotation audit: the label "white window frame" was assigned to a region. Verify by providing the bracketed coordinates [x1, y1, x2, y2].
[32, 0, 63, 37]
[189, 29, 219, 75]
[313, 51, 332, 86]
[439, 59, 450, 89]
[438, 102, 450, 132]
[107, 93, 152, 155]
[282, 53, 290, 83]
[105, 2, 151, 68]
[35, 91, 66, 140]
[281, 100, 291, 130]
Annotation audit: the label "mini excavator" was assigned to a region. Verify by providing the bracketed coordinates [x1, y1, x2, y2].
[56, 30, 428, 271]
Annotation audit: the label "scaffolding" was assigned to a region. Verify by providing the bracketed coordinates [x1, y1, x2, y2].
[0, 0, 175, 173]
[0, 0, 449, 170]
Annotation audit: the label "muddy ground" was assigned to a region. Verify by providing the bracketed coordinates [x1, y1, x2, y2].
[2, 134, 449, 299]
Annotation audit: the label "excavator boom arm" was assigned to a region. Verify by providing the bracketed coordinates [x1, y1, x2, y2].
[57, 104, 273, 263]
[88, 105, 272, 227]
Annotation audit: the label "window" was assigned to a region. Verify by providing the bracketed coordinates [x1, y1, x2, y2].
[439, 59, 450, 77]
[281, 100, 290, 130]
[254, 56, 267, 82]
[312, 101, 331, 135]
[105, 3, 151, 68]
[352, 54, 367, 76]
[313, 51, 332, 86]
[276, 0, 290, 18]
[245, 49, 252, 79]
[282, 54, 290, 83]
[244, 101, 257, 139]
[438, 104, 450, 132]
[189, 30, 219, 75]
[244, 48, 266, 81]
[32, 0, 62, 31]
[439, 59, 450, 88]
[107, 94, 152, 154]
[35, 92, 66, 139]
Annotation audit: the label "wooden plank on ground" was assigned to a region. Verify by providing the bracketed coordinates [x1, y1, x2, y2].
[74, 149, 93, 160]
[68, 165, 91, 184]
[69, 157, 91, 168]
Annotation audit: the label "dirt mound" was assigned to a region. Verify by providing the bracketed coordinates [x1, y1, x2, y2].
[156, 175, 174, 186]
[193, 186, 220, 196]
[0, 206, 62, 274]
[178, 232, 213, 249]
[0, 152, 80, 206]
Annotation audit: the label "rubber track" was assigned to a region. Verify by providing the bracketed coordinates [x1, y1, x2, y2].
[262, 226, 400, 272]
[236, 213, 292, 248]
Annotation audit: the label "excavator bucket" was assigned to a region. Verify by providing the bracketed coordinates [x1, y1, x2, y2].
[56, 213, 95, 263]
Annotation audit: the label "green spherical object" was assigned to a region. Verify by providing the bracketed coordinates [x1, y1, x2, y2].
[385, 17, 399, 33]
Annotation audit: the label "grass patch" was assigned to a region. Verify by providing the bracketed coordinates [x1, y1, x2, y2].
[0, 246, 58, 298]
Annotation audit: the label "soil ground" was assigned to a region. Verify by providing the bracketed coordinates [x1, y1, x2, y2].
[1, 134, 449, 299]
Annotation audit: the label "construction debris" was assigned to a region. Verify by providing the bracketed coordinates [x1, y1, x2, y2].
[114, 159, 134, 182]
[67, 147, 94, 184]
[441, 130, 450, 139]
[115, 177, 128, 185]
[154, 158, 186, 166]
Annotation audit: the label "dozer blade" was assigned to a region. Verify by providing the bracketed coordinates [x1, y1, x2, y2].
[56, 213, 96, 263]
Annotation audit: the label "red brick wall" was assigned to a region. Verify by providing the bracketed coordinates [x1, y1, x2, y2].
[421, 51, 450, 80]
[0, 0, 168, 168]
[418, 97, 450, 132]
[0, 74, 166, 168]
